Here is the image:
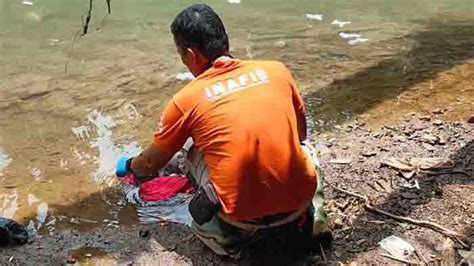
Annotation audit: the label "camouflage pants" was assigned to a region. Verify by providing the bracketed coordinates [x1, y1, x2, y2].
[180, 139, 328, 255]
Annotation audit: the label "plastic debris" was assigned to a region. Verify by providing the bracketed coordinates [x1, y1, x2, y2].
[227, 0, 240, 4]
[331, 19, 351, 27]
[175, 72, 194, 81]
[22, 0, 34, 5]
[305, 14, 323, 21]
[458, 249, 474, 266]
[329, 158, 352, 164]
[403, 179, 420, 190]
[0, 218, 29, 246]
[379, 235, 415, 260]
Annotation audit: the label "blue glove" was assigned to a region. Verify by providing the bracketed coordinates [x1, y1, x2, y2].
[116, 156, 132, 177]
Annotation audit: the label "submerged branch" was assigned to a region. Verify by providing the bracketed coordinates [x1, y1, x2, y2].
[82, 0, 93, 35]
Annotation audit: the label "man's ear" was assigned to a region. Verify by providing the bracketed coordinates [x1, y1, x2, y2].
[185, 48, 198, 65]
[189, 47, 209, 66]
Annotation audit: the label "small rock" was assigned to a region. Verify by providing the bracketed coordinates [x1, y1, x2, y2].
[422, 142, 436, 151]
[66, 257, 77, 264]
[431, 107, 446, 114]
[420, 134, 438, 144]
[68, 218, 80, 225]
[333, 218, 343, 229]
[274, 40, 287, 48]
[413, 124, 428, 131]
[167, 244, 177, 251]
[432, 184, 443, 196]
[468, 115, 474, 124]
[139, 229, 151, 239]
[356, 239, 366, 245]
[357, 121, 366, 126]
[342, 145, 349, 150]
[433, 119, 444, 126]
[344, 126, 352, 132]
[85, 253, 92, 258]
[419, 115, 431, 121]
[394, 136, 407, 142]
[438, 138, 447, 145]
[409, 199, 419, 205]
[362, 151, 377, 157]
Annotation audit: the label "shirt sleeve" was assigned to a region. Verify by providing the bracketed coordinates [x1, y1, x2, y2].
[153, 99, 189, 153]
[283, 65, 305, 115]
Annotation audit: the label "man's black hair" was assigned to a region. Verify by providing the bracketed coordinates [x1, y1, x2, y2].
[171, 4, 229, 61]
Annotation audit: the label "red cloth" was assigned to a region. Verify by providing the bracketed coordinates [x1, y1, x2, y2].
[121, 175, 193, 201]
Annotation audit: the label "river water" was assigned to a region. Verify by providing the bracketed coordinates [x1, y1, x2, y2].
[0, 0, 473, 233]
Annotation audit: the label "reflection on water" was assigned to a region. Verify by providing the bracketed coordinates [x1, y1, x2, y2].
[0, 0, 472, 233]
[0, 151, 12, 175]
[0, 190, 18, 219]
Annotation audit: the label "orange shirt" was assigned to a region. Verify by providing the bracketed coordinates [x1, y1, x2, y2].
[154, 57, 317, 221]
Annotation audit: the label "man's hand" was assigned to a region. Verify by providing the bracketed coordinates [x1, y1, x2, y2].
[115, 143, 178, 180]
[115, 156, 132, 177]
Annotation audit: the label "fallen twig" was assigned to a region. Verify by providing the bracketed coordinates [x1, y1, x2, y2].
[381, 253, 418, 264]
[82, 0, 93, 35]
[319, 243, 327, 264]
[326, 181, 471, 249]
[414, 245, 428, 265]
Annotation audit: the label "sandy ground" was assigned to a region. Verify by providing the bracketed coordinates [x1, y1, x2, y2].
[1, 117, 472, 265]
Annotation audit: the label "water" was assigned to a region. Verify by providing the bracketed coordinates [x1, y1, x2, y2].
[0, 0, 473, 233]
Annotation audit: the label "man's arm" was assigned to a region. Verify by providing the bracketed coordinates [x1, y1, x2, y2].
[116, 99, 188, 179]
[285, 66, 307, 142]
[129, 143, 178, 178]
[296, 109, 307, 142]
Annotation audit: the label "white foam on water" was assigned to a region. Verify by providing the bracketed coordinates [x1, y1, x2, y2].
[331, 19, 351, 27]
[305, 14, 323, 21]
[87, 110, 141, 184]
[31, 167, 43, 181]
[28, 194, 40, 206]
[227, 0, 240, 4]
[339, 32, 362, 39]
[175, 72, 194, 81]
[0, 190, 18, 219]
[348, 37, 368, 45]
[0, 150, 12, 176]
[338, 32, 368, 45]
[72, 125, 91, 140]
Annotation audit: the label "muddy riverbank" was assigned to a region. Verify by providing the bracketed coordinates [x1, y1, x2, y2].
[1, 118, 471, 265]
